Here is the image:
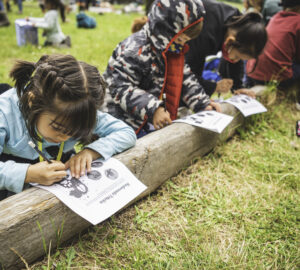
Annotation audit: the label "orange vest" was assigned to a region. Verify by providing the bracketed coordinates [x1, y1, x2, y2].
[164, 44, 189, 120]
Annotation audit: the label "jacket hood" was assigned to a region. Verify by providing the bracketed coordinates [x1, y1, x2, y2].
[145, 0, 206, 51]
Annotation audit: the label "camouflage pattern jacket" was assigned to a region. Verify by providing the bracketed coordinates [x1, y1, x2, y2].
[104, 0, 211, 132]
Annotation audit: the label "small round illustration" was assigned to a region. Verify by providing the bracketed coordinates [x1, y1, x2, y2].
[91, 161, 104, 168]
[87, 170, 102, 181]
[105, 168, 119, 180]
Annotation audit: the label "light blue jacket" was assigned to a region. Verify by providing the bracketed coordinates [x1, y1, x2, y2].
[0, 88, 137, 193]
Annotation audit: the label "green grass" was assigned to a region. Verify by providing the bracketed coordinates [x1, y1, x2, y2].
[31, 99, 299, 270]
[1, 1, 300, 270]
[0, 1, 140, 84]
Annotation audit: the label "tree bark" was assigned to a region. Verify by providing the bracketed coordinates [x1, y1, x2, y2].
[0, 86, 266, 270]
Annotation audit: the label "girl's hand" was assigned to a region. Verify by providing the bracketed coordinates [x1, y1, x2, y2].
[153, 107, 172, 130]
[234, 88, 256, 99]
[65, 149, 101, 178]
[204, 101, 221, 112]
[216, 79, 233, 93]
[25, 161, 67, 185]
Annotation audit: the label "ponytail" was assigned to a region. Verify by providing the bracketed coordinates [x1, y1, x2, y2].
[227, 11, 263, 27]
[9, 60, 35, 97]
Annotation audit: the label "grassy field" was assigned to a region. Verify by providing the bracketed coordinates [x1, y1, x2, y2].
[0, 1, 140, 83]
[0, 1, 299, 270]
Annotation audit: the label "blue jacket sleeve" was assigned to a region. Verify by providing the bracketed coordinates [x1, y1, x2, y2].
[0, 117, 30, 193]
[84, 111, 137, 160]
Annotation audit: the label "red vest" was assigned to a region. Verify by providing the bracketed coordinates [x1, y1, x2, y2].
[164, 44, 189, 120]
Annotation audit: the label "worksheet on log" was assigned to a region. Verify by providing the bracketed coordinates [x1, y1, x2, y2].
[174, 110, 233, 133]
[35, 158, 147, 225]
[223, 94, 267, 117]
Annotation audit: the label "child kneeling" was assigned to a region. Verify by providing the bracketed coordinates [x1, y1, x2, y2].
[27, 0, 71, 48]
[104, 0, 220, 137]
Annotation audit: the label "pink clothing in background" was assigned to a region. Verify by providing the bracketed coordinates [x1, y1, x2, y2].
[246, 11, 300, 82]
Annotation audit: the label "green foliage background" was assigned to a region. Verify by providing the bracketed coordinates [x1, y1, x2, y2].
[0, 1, 140, 84]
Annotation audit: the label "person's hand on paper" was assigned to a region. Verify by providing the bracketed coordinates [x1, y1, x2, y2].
[205, 101, 221, 112]
[25, 161, 67, 185]
[216, 79, 233, 93]
[234, 88, 256, 99]
[153, 107, 172, 130]
[65, 149, 101, 179]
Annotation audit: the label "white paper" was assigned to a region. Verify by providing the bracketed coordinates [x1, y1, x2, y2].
[15, 19, 34, 27]
[224, 94, 267, 117]
[89, 7, 114, 13]
[35, 158, 147, 225]
[173, 110, 233, 133]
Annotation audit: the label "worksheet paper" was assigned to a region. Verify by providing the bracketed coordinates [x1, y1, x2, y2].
[173, 110, 233, 133]
[36, 158, 147, 225]
[224, 94, 267, 117]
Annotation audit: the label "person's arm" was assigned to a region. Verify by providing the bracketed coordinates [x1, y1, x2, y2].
[29, 12, 55, 30]
[181, 63, 211, 112]
[65, 111, 137, 178]
[218, 58, 244, 91]
[105, 47, 164, 124]
[0, 160, 30, 193]
[185, 40, 217, 96]
[84, 111, 137, 160]
[0, 117, 30, 193]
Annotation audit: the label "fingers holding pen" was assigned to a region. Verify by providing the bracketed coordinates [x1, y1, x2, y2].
[153, 107, 172, 130]
[25, 160, 67, 185]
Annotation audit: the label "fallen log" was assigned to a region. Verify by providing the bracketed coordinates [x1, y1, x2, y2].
[0, 86, 266, 270]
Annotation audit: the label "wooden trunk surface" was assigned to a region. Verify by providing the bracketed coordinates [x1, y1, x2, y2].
[0, 87, 266, 269]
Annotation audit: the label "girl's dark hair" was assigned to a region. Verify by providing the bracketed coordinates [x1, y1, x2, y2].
[9, 54, 106, 144]
[45, 0, 61, 10]
[226, 12, 267, 59]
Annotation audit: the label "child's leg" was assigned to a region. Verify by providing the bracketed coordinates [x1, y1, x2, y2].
[60, 2, 66, 22]
[17, 0, 22, 13]
[5, 0, 10, 12]
[59, 36, 71, 48]
[0, 0, 4, 11]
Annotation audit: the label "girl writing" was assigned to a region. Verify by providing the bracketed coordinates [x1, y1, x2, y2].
[0, 54, 136, 200]
[186, 0, 268, 98]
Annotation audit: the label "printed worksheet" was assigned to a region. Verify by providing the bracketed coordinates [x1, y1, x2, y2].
[224, 94, 267, 117]
[36, 158, 147, 225]
[173, 110, 233, 133]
